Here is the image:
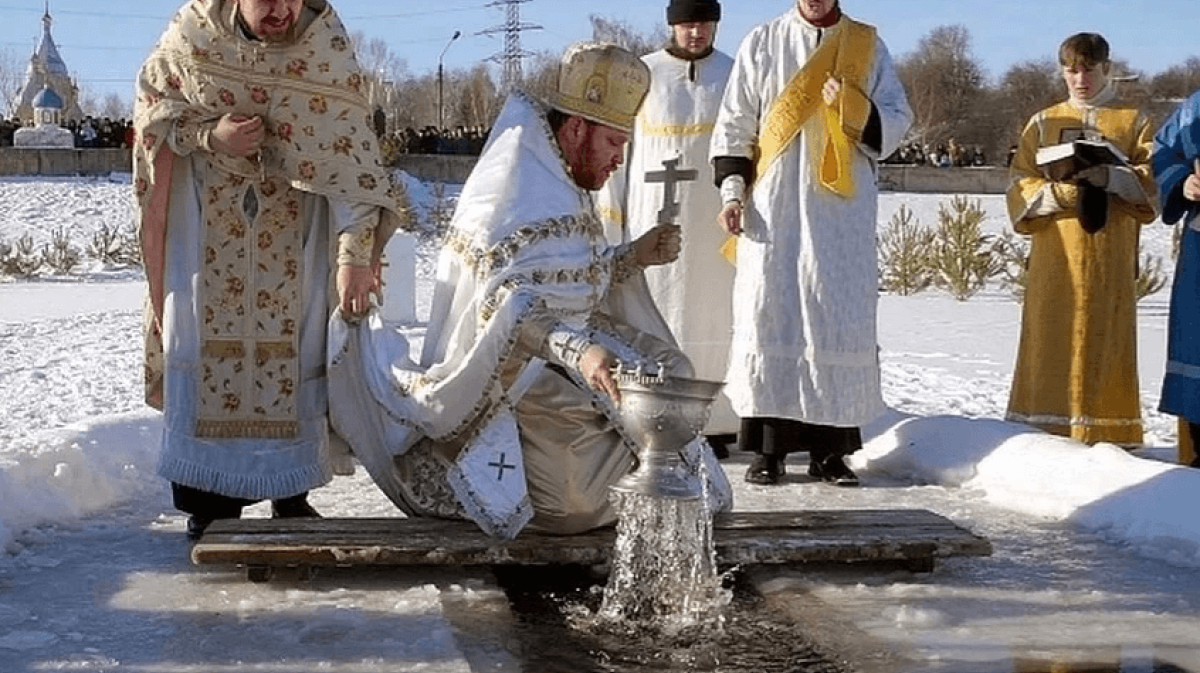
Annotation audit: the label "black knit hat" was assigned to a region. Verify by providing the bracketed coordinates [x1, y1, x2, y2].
[666, 0, 721, 25]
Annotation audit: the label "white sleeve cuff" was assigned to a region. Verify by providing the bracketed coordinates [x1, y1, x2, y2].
[720, 175, 746, 205]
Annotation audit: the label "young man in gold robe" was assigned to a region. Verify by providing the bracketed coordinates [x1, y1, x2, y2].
[1006, 33, 1158, 446]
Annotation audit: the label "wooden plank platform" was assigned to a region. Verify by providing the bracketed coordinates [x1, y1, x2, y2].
[192, 509, 991, 580]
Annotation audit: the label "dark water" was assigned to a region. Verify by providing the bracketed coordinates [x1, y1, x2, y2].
[491, 565, 849, 673]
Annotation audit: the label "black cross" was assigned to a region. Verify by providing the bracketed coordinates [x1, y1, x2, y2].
[645, 157, 699, 226]
[487, 452, 517, 481]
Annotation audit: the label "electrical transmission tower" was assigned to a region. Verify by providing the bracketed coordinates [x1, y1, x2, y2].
[477, 0, 542, 92]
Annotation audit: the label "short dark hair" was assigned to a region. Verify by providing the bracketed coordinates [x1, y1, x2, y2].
[546, 108, 596, 135]
[1059, 33, 1110, 68]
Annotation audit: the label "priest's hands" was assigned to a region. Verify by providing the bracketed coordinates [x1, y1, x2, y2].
[579, 344, 621, 404]
[210, 114, 265, 158]
[337, 263, 379, 320]
[718, 202, 743, 236]
[633, 223, 682, 267]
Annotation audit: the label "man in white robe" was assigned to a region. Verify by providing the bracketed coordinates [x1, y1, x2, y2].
[330, 42, 733, 538]
[709, 0, 911, 486]
[134, 0, 410, 540]
[596, 0, 737, 456]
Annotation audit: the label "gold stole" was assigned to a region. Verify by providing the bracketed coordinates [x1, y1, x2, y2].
[722, 19, 876, 264]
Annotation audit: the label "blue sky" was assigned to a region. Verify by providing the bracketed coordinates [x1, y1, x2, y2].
[0, 0, 1194, 104]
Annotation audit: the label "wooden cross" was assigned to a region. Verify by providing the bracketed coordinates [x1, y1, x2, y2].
[487, 452, 517, 481]
[645, 157, 699, 226]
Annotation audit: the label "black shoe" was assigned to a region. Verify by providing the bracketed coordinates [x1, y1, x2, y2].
[808, 454, 859, 487]
[271, 495, 321, 519]
[744, 454, 785, 485]
[1190, 455, 1200, 469]
[186, 516, 213, 542]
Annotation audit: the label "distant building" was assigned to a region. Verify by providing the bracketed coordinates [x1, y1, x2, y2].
[14, 84, 74, 147]
[15, 3, 83, 125]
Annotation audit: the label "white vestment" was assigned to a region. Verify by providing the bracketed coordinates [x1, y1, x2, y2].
[709, 11, 912, 426]
[597, 47, 738, 435]
[330, 93, 732, 538]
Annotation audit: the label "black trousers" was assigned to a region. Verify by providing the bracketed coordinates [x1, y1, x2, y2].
[171, 483, 309, 520]
[737, 417, 862, 461]
[1188, 424, 1200, 468]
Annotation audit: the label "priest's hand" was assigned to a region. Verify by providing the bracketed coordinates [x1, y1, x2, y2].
[337, 263, 374, 320]
[579, 344, 621, 404]
[822, 76, 842, 107]
[1185, 159, 1200, 202]
[718, 202, 743, 236]
[210, 114, 265, 158]
[634, 223, 682, 267]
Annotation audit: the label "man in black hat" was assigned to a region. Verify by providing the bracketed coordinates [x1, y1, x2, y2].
[597, 0, 737, 459]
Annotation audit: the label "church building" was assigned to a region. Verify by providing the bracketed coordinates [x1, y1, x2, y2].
[15, 3, 83, 125]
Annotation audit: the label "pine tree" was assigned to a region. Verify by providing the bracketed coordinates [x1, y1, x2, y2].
[930, 196, 1001, 301]
[878, 204, 935, 295]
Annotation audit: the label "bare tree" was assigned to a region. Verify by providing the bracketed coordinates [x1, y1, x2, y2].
[990, 58, 1061, 157]
[589, 15, 668, 57]
[897, 25, 987, 150]
[1151, 57, 1200, 103]
[352, 31, 408, 84]
[97, 92, 132, 119]
[0, 48, 24, 118]
[449, 64, 502, 130]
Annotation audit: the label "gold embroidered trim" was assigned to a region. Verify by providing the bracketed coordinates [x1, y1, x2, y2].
[203, 339, 246, 358]
[639, 122, 715, 138]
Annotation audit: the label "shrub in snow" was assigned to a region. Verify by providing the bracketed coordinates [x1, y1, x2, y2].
[878, 203, 936, 296]
[992, 230, 1030, 302]
[1137, 252, 1168, 300]
[87, 223, 142, 267]
[0, 234, 42, 278]
[41, 228, 82, 275]
[930, 195, 1002, 301]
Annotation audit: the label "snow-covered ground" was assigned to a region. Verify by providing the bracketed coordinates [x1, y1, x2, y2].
[1, 176, 1198, 672]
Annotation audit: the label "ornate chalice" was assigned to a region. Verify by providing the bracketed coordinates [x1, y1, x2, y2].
[609, 366, 724, 501]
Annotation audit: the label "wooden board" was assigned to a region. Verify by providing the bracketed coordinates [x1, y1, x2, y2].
[192, 509, 991, 580]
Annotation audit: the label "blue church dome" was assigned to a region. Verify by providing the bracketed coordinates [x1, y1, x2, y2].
[32, 85, 63, 110]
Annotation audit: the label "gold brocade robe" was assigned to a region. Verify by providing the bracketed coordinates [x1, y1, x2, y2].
[1005, 97, 1158, 445]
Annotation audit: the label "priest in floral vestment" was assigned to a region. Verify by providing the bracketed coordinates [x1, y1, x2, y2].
[595, 0, 738, 452]
[1006, 33, 1157, 447]
[328, 43, 733, 538]
[134, 0, 411, 539]
[709, 0, 911, 486]
[1153, 85, 1200, 467]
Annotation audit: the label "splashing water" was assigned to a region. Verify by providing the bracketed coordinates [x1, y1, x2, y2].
[595, 491, 727, 634]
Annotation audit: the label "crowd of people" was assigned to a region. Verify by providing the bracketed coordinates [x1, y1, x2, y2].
[883, 139, 989, 167]
[0, 115, 134, 149]
[117, 0, 1200, 548]
[383, 125, 490, 157]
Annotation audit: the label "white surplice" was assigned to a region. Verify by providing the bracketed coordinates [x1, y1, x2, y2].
[709, 11, 912, 426]
[596, 47, 737, 435]
[329, 93, 732, 538]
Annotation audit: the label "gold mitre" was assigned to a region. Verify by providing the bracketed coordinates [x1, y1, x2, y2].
[549, 42, 650, 133]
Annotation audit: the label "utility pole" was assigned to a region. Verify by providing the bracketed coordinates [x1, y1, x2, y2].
[477, 0, 541, 92]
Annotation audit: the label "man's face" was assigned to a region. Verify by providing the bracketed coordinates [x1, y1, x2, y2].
[237, 0, 304, 42]
[1062, 60, 1110, 100]
[797, 0, 837, 22]
[560, 118, 630, 191]
[672, 22, 717, 55]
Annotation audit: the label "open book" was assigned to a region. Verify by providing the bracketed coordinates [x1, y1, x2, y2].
[1036, 138, 1129, 182]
